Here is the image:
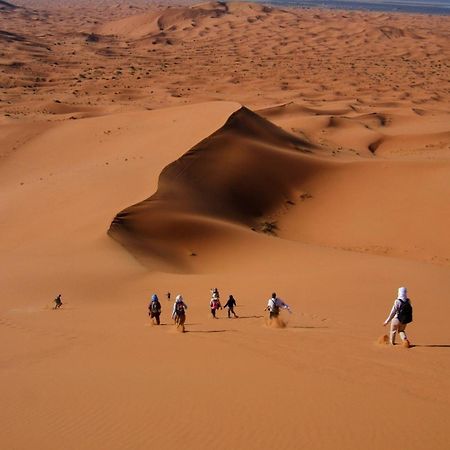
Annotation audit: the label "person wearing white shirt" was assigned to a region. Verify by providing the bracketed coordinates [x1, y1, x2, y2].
[265, 292, 291, 320]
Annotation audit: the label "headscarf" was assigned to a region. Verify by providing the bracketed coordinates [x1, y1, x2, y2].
[151, 294, 158, 302]
[176, 294, 183, 303]
[397, 287, 408, 300]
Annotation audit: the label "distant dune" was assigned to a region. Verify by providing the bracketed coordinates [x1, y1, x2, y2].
[1, 1, 449, 119]
[96, 2, 274, 44]
[0, 0, 17, 10]
[96, 1, 231, 40]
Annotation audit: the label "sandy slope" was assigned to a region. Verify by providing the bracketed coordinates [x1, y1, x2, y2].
[0, 101, 240, 300]
[1, 99, 449, 450]
[1, 2, 450, 450]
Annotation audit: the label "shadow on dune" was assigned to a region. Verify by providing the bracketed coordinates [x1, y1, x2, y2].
[108, 106, 325, 271]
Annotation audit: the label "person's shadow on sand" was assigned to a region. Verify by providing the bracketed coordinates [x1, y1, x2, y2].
[185, 330, 237, 334]
[236, 315, 263, 319]
[411, 344, 450, 348]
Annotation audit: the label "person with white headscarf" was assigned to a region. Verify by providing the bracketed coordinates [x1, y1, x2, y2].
[383, 287, 413, 347]
[172, 294, 188, 332]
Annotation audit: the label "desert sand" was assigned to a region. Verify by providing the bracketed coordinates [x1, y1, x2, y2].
[1, 1, 450, 449]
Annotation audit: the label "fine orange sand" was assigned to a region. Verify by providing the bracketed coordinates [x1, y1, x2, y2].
[1, 2, 450, 450]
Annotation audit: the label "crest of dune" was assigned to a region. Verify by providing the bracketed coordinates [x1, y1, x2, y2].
[108, 106, 321, 269]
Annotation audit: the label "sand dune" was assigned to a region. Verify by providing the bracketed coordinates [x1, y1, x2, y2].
[109, 106, 320, 268]
[2, 1, 449, 119]
[259, 101, 450, 159]
[1, 2, 450, 450]
[109, 105, 450, 270]
[0, 0, 17, 10]
[96, 1, 231, 40]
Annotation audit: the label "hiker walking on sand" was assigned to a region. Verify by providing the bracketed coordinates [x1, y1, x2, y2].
[149, 294, 162, 325]
[383, 287, 413, 347]
[53, 294, 63, 309]
[224, 294, 238, 318]
[172, 294, 187, 331]
[265, 292, 291, 320]
[210, 289, 222, 319]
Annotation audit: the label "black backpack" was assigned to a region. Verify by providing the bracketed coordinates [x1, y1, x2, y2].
[397, 300, 413, 324]
[175, 302, 185, 315]
[151, 301, 160, 313]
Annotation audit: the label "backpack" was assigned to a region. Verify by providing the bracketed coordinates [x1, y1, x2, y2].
[151, 301, 160, 314]
[270, 299, 279, 314]
[397, 299, 413, 324]
[175, 302, 185, 315]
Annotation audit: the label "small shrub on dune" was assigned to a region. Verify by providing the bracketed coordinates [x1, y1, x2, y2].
[300, 192, 313, 201]
[260, 221, 278, 235]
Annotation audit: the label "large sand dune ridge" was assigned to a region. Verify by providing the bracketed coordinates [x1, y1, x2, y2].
[109, 105, 450, 270]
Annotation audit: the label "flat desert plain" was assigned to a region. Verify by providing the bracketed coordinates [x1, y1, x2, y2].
[1, 1, 449, 449]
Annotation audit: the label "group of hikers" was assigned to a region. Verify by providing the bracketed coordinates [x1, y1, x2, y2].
[209, 288, 239, 318]
[53, 286, 414, 346]
[148, 286, 413, 345]
[148, 292, 188, 332]
[148, 288, 242, 331]
[149, 288, 293, 324]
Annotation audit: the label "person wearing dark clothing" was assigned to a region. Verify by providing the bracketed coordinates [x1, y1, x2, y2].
[224, 295, 238, 318]
[54, 294, 63, 309]
[149, 294, 162, 325]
